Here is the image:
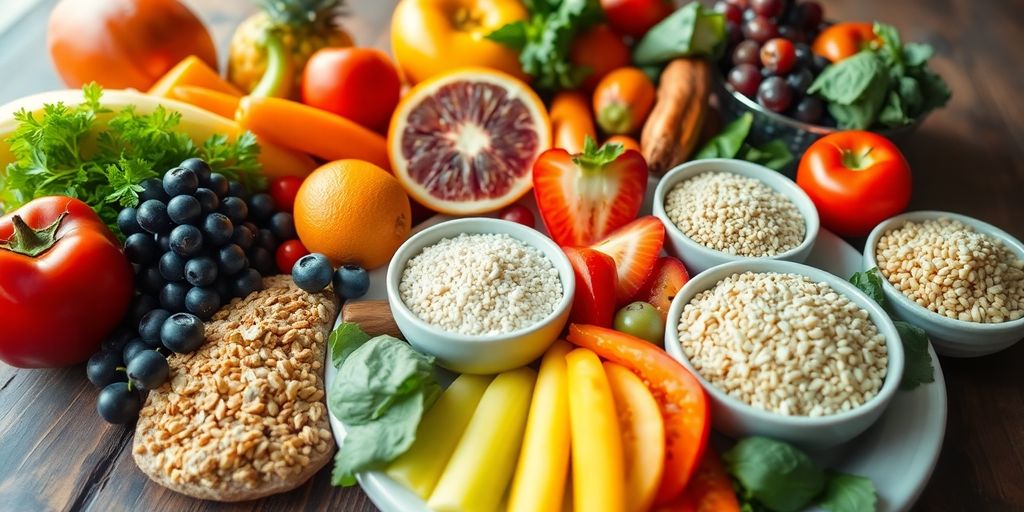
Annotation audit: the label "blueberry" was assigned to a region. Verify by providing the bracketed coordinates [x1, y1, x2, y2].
[185, 286, 221, 320]
[127, 294, 159, 325]
[159, 281, 189, 312]
[220, 197, 249, 224]
[202, 213, 234, 247]
[126, 350, 169, 390]
[231, 225, 256, 251]
[179, 158, 212, 186]
[158, 251, 187, 282]
[167, 195, 202, 225]
[243, 221, 260, 235]
[248, 247, 276, 276]
[124, 233, 159, 265]
[138, 178, 168, 203]
[138, 308, 172, 346]
[194, 187, 220, 215]
[86, 350, 125, 388]
[101, 327, 135, 353]
[137, 199, 173, 234]
[122, 338, 149, 365]
[257, 229, 277, 251]
[157, 234, 171, 253]
[292, 253, 333, 292]
[214, 276, 233, 300]
[96, 382, 142, 424]
[160, 312, 205, 353]
[269, 212, 296, 241]
[227, 181, 248, 199]
[232, 268, 264, 298]
[163, 166, 198, 197]
[185, 257, 218, 287]
[333, 265, 370, 300]
[136, 265, 165, 295]
[208, 173, 230, 198]
[248, 193, 275, 222]
[117, 207, 142, 236]
[169, 225, 204, 257]
[218, 244, 248, 276]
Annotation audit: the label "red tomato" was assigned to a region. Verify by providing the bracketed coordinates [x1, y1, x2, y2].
[600, 0, 674, 38]
[276, 239, 310, 274]
[796, 131, 912, 237]
[301, 47, 401, 132]
[269, 176, 303, 213]
[498, 204, 535, 228]
[812, 22, 878, 62]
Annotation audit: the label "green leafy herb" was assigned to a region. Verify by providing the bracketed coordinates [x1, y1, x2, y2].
[736, 140, 794, 171]
[328, 322, 373, 368]
[725, 437, 826, 512]
[486, 0, 604, 91]
[848, 268, 935, 390]
[1, 84, 264, 230]
[329, 335, 440, 486]
[633, 2, 726, 66]
[694, 113, 793, 171]
[818, 472, 878, 512]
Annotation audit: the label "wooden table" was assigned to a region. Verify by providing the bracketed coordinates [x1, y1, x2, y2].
[1, 1, 1022, 510]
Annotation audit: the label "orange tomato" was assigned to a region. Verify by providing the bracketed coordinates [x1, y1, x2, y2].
[812, 22, 878, 63]
[47, 0, 216, 90]
[593, 67, 656, 135]
[391, 0, 528, 85]
[570, 25, 631, 91]
[550, 92, 597, 154]
[605, 135, 641, 152]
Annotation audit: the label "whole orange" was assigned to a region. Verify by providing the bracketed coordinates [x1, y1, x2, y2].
[294, 160, 412, 270]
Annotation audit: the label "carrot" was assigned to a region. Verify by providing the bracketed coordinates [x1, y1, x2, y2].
[655, 450, 741, 512]
[550, 92, 596, 154]
[166, 86, 240, 118]
[258, 141, 319, 179]
[593, 67, 656, 135]
[605, 135, 641, 153]
[236, 95, 390, 169]
[148, 55, 242, 98]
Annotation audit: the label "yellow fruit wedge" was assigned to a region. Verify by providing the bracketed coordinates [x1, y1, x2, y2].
[605, 361, 666, 512]
[507, 341, 573, 512]
[566, 348, 625, 512]
[427, 367, 537, 512]
[385, 373, 493, 499]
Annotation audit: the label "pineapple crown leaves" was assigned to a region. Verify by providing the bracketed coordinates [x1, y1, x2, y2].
[260, 0, 346, 31]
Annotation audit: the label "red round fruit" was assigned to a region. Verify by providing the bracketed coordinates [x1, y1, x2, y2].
[743, 15, 779, 43]
[761, 38, 797, 74]
[728, 64, 763, 97]
[301, 47, 401, 132]
[750, 0, 783, 18]
[600, 0, 673, 38]
[714, 1, 743, 24]
[499, 204, 535, 228]
[276, 239, 310, 274]
[732, 40, 761, 66]
[269, 176, 303, 213]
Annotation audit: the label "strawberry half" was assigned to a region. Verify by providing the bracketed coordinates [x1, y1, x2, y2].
[563, 246, 618, 327]
[591, 216, 665, 304]
[631, 256, 691, 320]
[533, 137, 648, 247]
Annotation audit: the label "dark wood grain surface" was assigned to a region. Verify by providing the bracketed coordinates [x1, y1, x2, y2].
[1, 1, 1022, 511]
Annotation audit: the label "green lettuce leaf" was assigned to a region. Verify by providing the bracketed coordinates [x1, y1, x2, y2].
[817, 471, 878, 512]
[633, 2, 726, 66]
[724, 437, 826, 512]
[328, 322, 372, 368]
[696, 113, 753, 160]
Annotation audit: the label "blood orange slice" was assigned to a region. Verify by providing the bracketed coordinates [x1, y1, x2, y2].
[388, 68, 550, 215]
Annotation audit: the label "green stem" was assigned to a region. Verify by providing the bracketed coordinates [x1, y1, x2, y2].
[0, 212, 67, 257]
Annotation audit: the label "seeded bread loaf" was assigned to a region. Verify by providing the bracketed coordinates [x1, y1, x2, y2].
[133, 276, 339, 501]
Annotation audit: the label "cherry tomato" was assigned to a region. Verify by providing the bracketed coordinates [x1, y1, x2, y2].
[276, 239, 310, 274]
[812, 22, 877, 63]
[760, 38, 796, 74]
[269, 176, 303, 213]
[499, 204, 535, 228]
[301, 47, 401, 132]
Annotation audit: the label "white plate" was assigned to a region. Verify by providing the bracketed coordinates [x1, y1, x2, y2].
[326, 180, 947, 512]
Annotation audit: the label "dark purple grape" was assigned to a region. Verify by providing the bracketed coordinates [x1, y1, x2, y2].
[750, 0, 782, 18]
[732, 40, 761, 66]
[757, 76, 794, 112]
[743, 16, 778, 44]
[811, 54, 830, 73]
[726, 21, 744, 46]
[742, 7, 757, 21]
[794, 43, 813, 68]
[727, 0, 749, 8]
[715, 1, 743, 24]
[777, 25, 805, 43]
[728, 64, 763, 97]
[795, 1, 823, 29]
[793, 96, 825, 123]
[787, 68, 814, 95]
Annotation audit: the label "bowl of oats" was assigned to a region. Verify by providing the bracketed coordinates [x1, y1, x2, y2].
[865, 211, 1024, 357]
[652, 159, 820, 275]
[385, 217, 575, 374]
[664, 259, 904, 449]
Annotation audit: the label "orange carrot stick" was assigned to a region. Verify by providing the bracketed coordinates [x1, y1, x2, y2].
[605, 134, 641, 153]
[550, 92, 596, 154]
[167, 86, 240, 119]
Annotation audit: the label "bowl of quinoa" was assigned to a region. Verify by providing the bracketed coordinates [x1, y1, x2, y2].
[386, 217, 575, 374]
[865, 211, 1024, 357]
[652, 159, 819, 274]
[664, 260, 904, 449]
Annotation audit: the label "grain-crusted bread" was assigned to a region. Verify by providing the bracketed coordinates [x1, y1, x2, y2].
[133, 276, 339, 501]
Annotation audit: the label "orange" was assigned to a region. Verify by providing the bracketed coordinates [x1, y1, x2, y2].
[294, 160, 412, 270]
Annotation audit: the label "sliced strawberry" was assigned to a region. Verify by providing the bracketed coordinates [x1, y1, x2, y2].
[563, 246, 618, 327]
[631, 257, 691, 320]
[591, 216, 665, 304]
[533, 137, 648, 247]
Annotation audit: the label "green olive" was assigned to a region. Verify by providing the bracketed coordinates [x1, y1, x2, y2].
[613, 301, 665, 345]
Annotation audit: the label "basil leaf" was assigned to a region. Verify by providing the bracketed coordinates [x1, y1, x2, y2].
[737, 140, 794, 171]
[633, 2, 726, 66]
[916, 68, 952, 112]
[849, 269, 889, 311]
[903, 42, 934, 67]
[818, 471, 878, 512]
[809, 51, 885, 104]
[724, 437, 826, 512]
[877, 91, 909, 127]
[329, 322, 372, 368]
[695, 113, 753, 159]
[485, 21, 528, 51]
[895, 320, 936, 390]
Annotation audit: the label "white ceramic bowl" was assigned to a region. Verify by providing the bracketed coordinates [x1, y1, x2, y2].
[385, 217, 575, 374]
[664, 260, 905, 450]
[864, 211, 1024, 357]
[652, 159, 820, 275]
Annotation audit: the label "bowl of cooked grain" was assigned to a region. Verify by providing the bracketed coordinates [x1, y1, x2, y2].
[385, 217, 575, 374]
[652, 159, 820, 275]
[865, 211, 1024, 357]
[664, 259, 904, 450]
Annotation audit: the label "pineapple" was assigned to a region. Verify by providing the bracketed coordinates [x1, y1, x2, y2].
[228, 0, 353, 98]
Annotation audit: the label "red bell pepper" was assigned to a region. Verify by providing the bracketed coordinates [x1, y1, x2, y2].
[0, 196, 134, 368]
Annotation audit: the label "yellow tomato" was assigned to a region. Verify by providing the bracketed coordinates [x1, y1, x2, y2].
[391, 0, 529, 84]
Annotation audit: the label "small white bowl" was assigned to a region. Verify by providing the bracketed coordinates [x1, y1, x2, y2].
[664, 260, 905, 450]
[385, 217, 575, 374]
[652, 159, 820, 275]
[864, 211, 1024, 357]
